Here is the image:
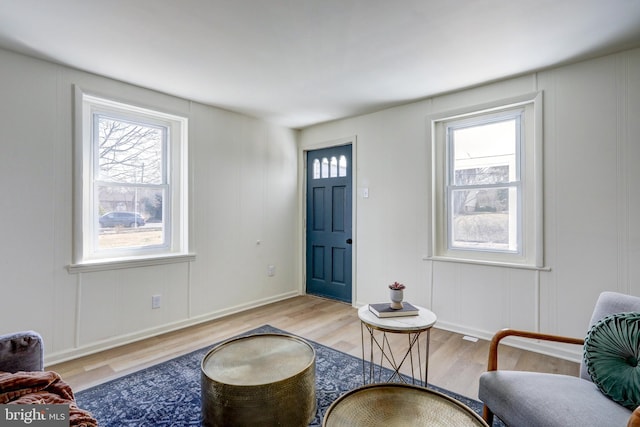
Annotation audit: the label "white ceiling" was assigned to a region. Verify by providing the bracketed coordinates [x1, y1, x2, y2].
[1, 0, 640, 129]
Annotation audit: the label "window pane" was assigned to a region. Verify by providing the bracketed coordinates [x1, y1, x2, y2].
[97, 185, 165, 250]
[313, 159, 320, 179]
[450, 187, 515, 251]
[454, 166, 509, 186]
[452, 119, 516, 185]
[97, 115, 164, 185]
[330, 156, 338, 177]
[321, 157, 329, 178]
[338, 155, 347, 177]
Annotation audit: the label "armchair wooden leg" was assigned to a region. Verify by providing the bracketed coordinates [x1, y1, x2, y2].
[482, 405, 494, 426]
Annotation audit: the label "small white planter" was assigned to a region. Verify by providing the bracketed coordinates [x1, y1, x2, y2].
[390, 289, 404, 309]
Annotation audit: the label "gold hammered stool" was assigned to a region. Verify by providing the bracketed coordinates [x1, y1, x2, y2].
[323, 383, 489, 427]
[201, 333, 316, 427]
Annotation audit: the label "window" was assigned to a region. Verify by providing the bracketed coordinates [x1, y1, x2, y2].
[71, 88, 189, 268]
[312, 155, 348, 179]
[431, 93, 543, 267]
[449, 115, 520, 252]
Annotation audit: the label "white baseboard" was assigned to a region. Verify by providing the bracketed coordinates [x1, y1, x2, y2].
[44, 290, 300, 366]
[434, 320, 583, 364]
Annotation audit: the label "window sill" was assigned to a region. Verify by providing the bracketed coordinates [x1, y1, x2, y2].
[67, 253, 196, 274]
[424, 255, 550, 271]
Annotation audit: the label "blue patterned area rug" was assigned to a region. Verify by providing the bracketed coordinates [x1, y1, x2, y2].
[76, 325, 503, 426]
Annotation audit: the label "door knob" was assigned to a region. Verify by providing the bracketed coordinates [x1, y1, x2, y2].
[346, 238, 353, 244]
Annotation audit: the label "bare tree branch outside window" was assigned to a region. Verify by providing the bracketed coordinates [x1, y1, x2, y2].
[98, 117, 163, 184]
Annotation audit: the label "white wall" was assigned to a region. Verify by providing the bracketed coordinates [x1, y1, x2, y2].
[0, 48, 299, 364]
[2, 45, 638, 365]
[299, 48, 640, 361]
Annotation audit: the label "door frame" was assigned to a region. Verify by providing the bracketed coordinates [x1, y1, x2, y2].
[299, 136, 358, 307]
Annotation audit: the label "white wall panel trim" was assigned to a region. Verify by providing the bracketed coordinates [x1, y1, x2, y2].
[616, 54, 630, 295]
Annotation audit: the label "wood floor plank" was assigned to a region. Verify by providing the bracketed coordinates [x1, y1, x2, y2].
[46, 295, 579, 400]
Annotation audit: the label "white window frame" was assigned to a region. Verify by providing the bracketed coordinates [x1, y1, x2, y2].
[69, 86, 191, 272]
[430, 92, 544, 268]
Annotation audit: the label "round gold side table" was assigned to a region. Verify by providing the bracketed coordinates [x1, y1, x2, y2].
[323, 383, 489, 427]
[201, 333, 316, 427]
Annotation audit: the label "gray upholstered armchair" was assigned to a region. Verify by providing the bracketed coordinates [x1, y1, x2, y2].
[479, 292, 640, 427]
[0, 330, 44, 373]
[0, 330, 98, 426]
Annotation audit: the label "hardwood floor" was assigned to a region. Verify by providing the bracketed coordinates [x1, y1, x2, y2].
[47, 295, 579, 400]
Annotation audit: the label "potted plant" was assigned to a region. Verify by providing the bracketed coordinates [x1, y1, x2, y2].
[389, 281, 405, 309]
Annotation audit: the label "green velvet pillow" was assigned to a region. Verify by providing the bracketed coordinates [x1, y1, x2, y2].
[584, 312, 640, 410]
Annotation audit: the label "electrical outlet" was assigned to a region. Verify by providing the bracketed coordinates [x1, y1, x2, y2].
[267, 265, 276, 277]
[152, 294, 161, 309]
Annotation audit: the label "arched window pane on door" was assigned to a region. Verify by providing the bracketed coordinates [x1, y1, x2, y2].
[311, 154, 349, 179]
[339, 155, 347, 177]
[330, 156, 338, 177]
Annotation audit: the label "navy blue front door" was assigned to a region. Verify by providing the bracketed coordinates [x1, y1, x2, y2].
[306, 145, 352, 303]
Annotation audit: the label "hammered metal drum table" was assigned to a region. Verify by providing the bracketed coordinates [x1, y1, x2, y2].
[201, 333, 316, 427]
[323, 383, 489, 427]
